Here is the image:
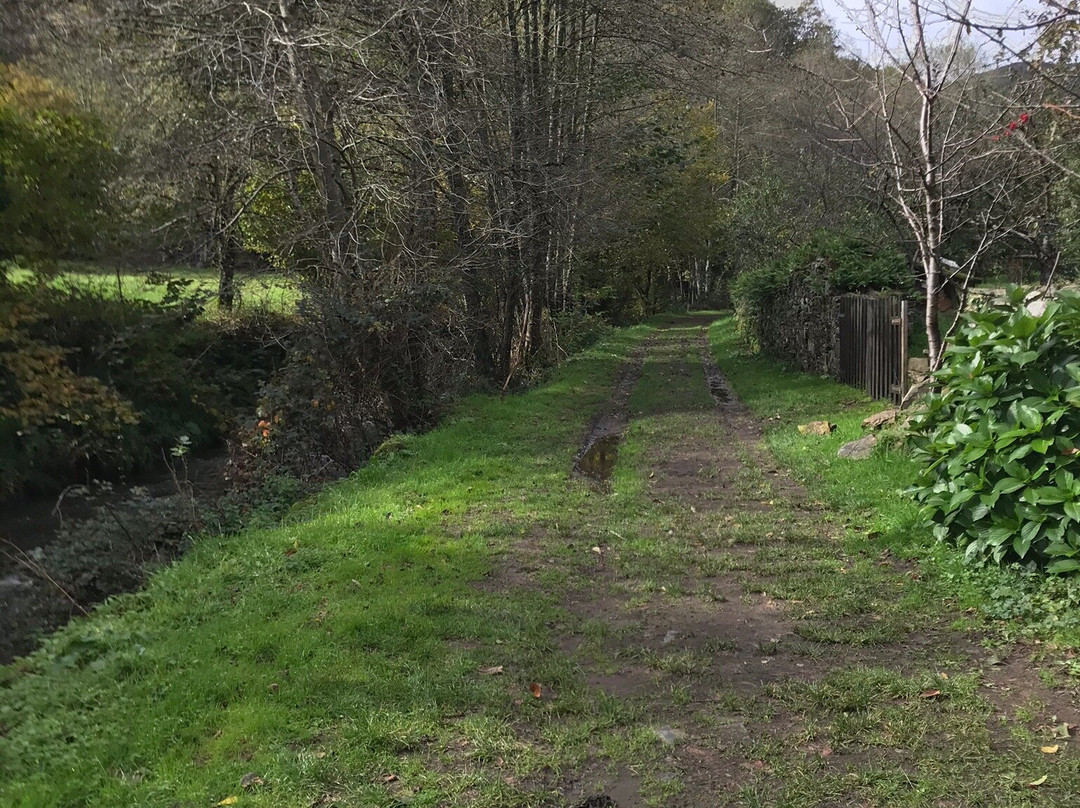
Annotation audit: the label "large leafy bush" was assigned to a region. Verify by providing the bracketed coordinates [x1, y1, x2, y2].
[910, 288, 1080, 573]
[0, 66, 116, 260]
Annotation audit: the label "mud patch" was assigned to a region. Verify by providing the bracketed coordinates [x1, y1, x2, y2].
[700, 350, 731, 404]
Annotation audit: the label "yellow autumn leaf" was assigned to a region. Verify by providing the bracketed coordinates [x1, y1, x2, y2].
[217, 798, 238, 806]
[1041, 745, 1060, 754]
[1028, 775, 1048, 787]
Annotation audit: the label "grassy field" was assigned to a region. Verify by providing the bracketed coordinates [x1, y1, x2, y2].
[5, 261, 298, 314]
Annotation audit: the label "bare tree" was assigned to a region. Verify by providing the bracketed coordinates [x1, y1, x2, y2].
[940, 0, 1080, 279]
[815, 0, 1056, 372]
[99, 0, 720, 378]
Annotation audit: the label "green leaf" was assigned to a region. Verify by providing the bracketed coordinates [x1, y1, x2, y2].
[1008, 444, 1033, 462]
[1047, 559, 1080, 574]
[1013, 350, 1039, 367]
[993, 477, 1026, 495]
[948, 489, 978, 510]
[1030, 487, 1069, 505]
[1017, 403, 1044, 431]
[1021, 518, 1041, 545]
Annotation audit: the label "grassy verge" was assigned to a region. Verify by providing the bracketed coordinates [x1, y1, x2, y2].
[708, 315, 1080, 653]
[0, 325, 667, 808]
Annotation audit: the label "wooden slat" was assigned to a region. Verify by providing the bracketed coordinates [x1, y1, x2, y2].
[835, 293, 909, 403]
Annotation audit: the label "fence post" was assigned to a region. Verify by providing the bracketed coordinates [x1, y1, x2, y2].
[899, 299, 910, 402]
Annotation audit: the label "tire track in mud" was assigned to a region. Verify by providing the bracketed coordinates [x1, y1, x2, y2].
[572, 338, 651, 486]
[573, 317, 720, 486]
[559, 322, 896, 806]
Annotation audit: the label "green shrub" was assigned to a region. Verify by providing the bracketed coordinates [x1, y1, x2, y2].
[731, 232, 912, 348]
[0, 66, 117, 260]
[909, 287, 1080, 574]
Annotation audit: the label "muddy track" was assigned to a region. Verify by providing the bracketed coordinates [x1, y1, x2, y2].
[700, 337, 731, 406]
[493, 317, 1079, 808]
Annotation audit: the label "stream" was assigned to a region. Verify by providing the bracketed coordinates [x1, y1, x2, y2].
[0, 451, 230, 663]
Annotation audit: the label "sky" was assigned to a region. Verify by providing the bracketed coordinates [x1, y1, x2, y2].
[775, 0, 1046, 62]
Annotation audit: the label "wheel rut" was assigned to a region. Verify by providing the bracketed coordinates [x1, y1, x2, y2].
[572, 337, 649, 487]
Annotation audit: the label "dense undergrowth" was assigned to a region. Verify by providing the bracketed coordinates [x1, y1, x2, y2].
[708, 316, 1080, 650]
[0, 265, 290, 500]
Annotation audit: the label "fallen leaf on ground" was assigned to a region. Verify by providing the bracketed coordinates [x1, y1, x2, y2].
[1052, 722, 1074, 739]
[380, 774, 398, 784]
[919, 689, 942, 699]
[478, 666, 504, 676]
[529, 682, 542, 699]
[1041, 745, 1060, 754]
[1028, 775, 1048, 787]
[216, 799, 238, 807]
[240, 772, 264, 789]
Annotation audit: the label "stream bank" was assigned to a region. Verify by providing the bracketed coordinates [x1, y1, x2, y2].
[0, 452, 230, 663]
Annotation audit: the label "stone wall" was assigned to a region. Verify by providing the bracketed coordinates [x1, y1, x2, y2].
[756, 267, 840, 376]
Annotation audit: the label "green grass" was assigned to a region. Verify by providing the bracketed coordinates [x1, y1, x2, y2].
[0, 324, 671, 808]
[6, 261, 298, 314]
[708, 315, 1080, 650]
[755, 665, 1080, 808]
[5, 313, 1080, 808]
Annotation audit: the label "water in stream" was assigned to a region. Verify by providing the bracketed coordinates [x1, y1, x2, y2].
[0, 452, 229, 663]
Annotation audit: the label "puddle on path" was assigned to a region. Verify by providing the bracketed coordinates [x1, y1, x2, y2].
[572, 341, 649, 487]
[575, 433, 622, 483]
[700, 335, 732, 404]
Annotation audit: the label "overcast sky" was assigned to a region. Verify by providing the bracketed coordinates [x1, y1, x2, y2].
[776, 0, 1043, 61]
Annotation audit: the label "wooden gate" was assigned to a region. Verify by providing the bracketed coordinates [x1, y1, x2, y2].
[838, 295, 910, 403]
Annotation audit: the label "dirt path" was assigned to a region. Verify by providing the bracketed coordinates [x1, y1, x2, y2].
[489, 317, 1079, 807]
